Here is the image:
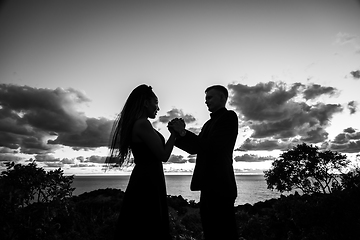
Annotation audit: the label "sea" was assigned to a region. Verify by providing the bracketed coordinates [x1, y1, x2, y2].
[72, 174, 290, 206]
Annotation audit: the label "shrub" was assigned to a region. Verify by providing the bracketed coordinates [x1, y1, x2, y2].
[0, 161, 75, 240]
[264, 143, 349, 194]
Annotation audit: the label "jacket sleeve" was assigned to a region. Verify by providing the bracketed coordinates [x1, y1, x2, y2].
[175, 110, 238, 157]
[174, 130, 199, 154]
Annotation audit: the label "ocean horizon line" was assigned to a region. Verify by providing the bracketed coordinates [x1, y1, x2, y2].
[68, 172, 265, 177]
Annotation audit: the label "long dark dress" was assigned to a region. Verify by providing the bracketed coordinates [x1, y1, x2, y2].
[114, 131, 171, 240]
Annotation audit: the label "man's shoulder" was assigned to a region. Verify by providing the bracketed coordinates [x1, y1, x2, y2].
[214, 109, 238, 125]
[224, 109, 238, 119]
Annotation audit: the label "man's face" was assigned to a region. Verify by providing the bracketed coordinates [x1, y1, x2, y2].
[205, 89, 225, 113]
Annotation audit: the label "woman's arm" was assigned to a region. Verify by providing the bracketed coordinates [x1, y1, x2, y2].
[133, 119, 176, 162]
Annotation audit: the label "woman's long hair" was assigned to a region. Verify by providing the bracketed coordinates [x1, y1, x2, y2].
[106, 84, 156, 167]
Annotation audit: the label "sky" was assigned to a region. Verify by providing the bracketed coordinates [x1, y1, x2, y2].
[0, 0, 360, 175]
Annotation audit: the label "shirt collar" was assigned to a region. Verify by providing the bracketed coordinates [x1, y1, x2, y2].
[210, 107, 226, 119]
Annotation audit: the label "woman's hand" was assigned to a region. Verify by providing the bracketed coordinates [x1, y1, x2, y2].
[168, 118, 185, 135]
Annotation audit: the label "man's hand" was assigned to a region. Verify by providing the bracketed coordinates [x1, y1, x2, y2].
[168, 118, 186, 135]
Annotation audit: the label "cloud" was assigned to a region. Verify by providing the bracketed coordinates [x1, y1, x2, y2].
[0, 84, 113, 155]
[0, 147, 17, 154]
[76, 156, 85, 162]
[350, 70, 360, 79]
[228, 81, 299, 122]
[0, 84, 90, 132]
[302, 84, 337, 100]
[187, 154, 197, 163]
[0, 153, 23, 162]
[34, 154, 59, 162]
[228, 82, 343, 150]
[347, 101, 358, 114]
[158, 108, 196, 124]
[166, 154, 187, 163]
[22, 154, 107, 168]
[187, 126, 202, 135]
[234, 154, 275, 162]
[48, 117, 113, 149]
[300, 127, 329, 143]
[21, 135, 59, 154]
[334, 32, 360, 54]
[344, 127, 356, 134]
[237, 138, 298, 151]
[61, 158, 76, 164]
[334, 32, 357, 45]
[44, 162, 64, 168]
[86, 155, 107, 163]
[329, 128, 360, 153]
[70, 163, 97, 168]
[330, 141, 360, 153]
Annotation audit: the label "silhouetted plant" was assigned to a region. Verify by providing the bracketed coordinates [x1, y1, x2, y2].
[0, 161, 74, 207]
[340, 167, 360, 191]
[264, 143, 349, 194]
[0, 161, 75, 240]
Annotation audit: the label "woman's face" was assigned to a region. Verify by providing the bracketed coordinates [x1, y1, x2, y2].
[146, 96, 159, 119]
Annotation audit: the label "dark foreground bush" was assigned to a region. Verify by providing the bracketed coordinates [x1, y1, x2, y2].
[2, 162, 360, 240]
[2, 187, 360, 240]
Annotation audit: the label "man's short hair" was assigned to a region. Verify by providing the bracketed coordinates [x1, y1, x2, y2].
[205, 85, 228, 99]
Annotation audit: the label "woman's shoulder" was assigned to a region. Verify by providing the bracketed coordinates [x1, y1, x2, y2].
[132, 118, 152, 135]
[133, 118, 151, 129]
[132, 118, 152, 143]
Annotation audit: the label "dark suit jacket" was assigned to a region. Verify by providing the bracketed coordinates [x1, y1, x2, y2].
[175, 107, 238, 199]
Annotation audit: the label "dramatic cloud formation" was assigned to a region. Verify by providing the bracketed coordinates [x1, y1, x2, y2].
[0, 84, 202, 170]
[0, 82, 359, 171]
[228, 81, 344, 151]
[48, 117, 113, 149]
[0, 84, 113, 157]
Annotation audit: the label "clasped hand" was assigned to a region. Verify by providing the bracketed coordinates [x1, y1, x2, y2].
[167, 118, 185, 135]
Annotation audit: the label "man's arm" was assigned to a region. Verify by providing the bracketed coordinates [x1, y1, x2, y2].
[175, 130, 199, 154]
[169, 118, 200, 154]
[174, 111, 238, 155]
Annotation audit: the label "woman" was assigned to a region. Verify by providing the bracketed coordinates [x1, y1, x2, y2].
[107, 84, 176, 240]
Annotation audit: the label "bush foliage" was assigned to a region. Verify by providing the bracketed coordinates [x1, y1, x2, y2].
[264, 143, 350, 194]
[0, 161, 75, 240]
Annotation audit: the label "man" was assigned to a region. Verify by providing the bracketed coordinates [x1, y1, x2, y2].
[169, 85, 239, 240]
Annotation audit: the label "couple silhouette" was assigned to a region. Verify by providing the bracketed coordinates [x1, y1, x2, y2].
[107, 84, 239, 240]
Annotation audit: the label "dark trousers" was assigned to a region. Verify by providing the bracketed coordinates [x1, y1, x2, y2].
[200, 191, 239, 240]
